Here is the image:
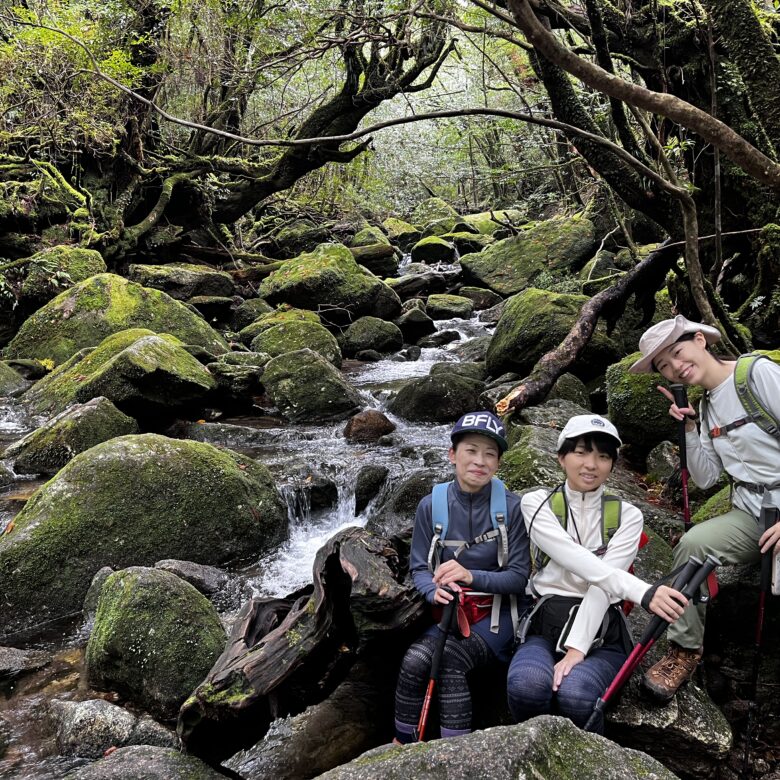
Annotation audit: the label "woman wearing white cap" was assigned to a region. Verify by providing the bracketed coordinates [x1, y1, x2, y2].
[506, 414, 686, 733]
[630, 315, 780, 701]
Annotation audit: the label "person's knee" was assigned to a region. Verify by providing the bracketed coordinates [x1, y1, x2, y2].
[507, 660, 552, 709]
[400, 638, 435, 679]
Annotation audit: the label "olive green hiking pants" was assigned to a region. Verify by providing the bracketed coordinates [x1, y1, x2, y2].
[668, 507, 761, 650]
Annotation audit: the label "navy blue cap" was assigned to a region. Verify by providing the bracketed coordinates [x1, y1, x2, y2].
[450, 411, 508, 453]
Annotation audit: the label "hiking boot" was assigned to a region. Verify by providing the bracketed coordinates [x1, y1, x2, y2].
[643, 642, 702, 703]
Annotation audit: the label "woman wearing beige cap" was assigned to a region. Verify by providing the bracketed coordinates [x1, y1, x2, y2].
[506, 414, 686, 733]
[630, 315, 780, 702]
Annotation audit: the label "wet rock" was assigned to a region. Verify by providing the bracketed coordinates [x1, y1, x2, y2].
[344, 410, 396, 443]
[127, 262, 234, 300]
[187, 295, 235, 323]
[262, 348, 362, 423]
[350, 243, 400, 277]
[410, 197, 460, 229]
[498, 424, 562, 492]
[3, 358, 50, 379]
[23, 328, 217, 417]
[462, 209, 526, 235]
[381, 218, 420, 252]
[0, 361, 29, 396]
[86, 567, 226, 719]
[354, 349, 382, 362]
[239, 307, 321, 345]
[478, 299, 507, 324]
[4, 396, 139, 475]
[250, 320, 342, 367]
[430, 361, 486, 382]
[385, 270, 447, 300]
[387, 374, 484, 423]
[154, 559, 230, 596]
[206, 359, 266, 407]
[83, 567, 114, 621]
[340, 317, 404, 357]
[0, 462, 13, 489]
[0, 433, 287, 635]
[231, 297, 274, 331]
[440, 231, 494, 255]
[451, 335, 492, 362]
[547, 372, 591, 409]
[401, 345, 422, 361]
[425, 293, 474, 320]
[51, 698, 136, 758]
[417, 330, 461, 348]
[393, 308, 436, 344]
[355, 465, 389, 514]
[458, 285, 503, 309]
[645, 441, 678, 484]
[63, 744, 224, 779]
[5, 273, 228, 366]
[409, 235, 456, 264]
[314, 715, 678, 780]
[0, 645, 50, 682]
[0, 714, 9, 758]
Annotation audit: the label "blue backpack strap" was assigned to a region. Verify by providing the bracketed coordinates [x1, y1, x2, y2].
[490, 477, 509, 567]
[428, 482, 452, 573]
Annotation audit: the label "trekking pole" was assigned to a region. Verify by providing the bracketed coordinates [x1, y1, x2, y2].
[416, 587, 460, 742]
[670, 383, 692, 531]
[584, 553, 721, 732]
[741, 506, 779, 778]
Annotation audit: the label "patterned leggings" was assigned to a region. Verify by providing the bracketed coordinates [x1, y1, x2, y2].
[394, 629, 493, 740]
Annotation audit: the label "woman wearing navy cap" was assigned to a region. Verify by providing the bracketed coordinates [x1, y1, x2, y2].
[393, 411, 530, 743]
[506, 414, 686, 733]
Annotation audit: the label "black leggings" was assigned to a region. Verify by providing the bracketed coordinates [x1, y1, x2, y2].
[394, 629, 493, 738]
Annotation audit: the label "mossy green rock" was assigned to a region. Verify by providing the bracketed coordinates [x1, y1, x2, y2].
[4, 396, 139, 475]
[409, 235, 456, 264]
[458, 286, 503, 310]
[20, 246, 106, 310]
[231, 297, 274, 331]
[6, 273, 228, 365]
[350, 226, 390, 248]
[250, 320, 342, 367]
[239, 307, 321, 345]
[0, 433, 287, 634]
[387, 374, 484, 422]
[410, 197, 460, 229]
[259, 243, 401, 325]
[691, 485, 731, 523]
[262, 348, 362, 422]
[86, 567, 225, 719]
[498, 425, 562, 492]
[486, 288, 619, 380]
[23, 328, 217, 416]
[440, 231, 494, 255]
[425, 293, 474, 320]
[381, 218, 420, 251]
[0, 361, 28, 396]
[341, 317, 403, 356]
[460, 216, 596, 296]
[126, 263, 234, 300]
[462, 209, 526, 235]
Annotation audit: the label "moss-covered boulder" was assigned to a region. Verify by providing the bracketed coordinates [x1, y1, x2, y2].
[4, 396, 139, 475]
[460, 216, 596, 295]
[458, 286, 503, 310]
[498, 424, 562, 492]
[258, 243, 401, 326]
[231, 297, 274, 331]
[238, 307, 321, 345]
[349, 226, 390, 248]
[126, 263, 234, 300]
[462, 209, 526, 235]
[86, 567, 225, 718]
[0, 361, 28, 396]
[340, 317, 404, 357]
[19, 246, 107, 311]
[381, 218, 421, 251]
[409, 235, 456, 264]
[5, 273, 228, 365]
[262, 348, 362, 422]
[0, 433, 287, 635]
[23, 328, 217, 416]
[440, 231, 494, 255]
[486, 288, 619, 380]
[393, 307, 436, 343]
[207, 352, 270, 407]
[387, 374, 484, 422]
[547, 373, 591, 409]
[250, 320, 342, 367]
[425, 293, 474, 320]
[410, 197, 460, 229]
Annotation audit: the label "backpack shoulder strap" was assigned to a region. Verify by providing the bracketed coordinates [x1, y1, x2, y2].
[735, 354, 780, 443]
[490, 477, 509, 567]
[428, 482, 452, 573]
[601, 493, 623, 546]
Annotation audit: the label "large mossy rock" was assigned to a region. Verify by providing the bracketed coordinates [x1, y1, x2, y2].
[258, 243, 401, 326]
[23, 328, 217, 416]
[386, 374, 484, 422]
[459, 215, 596, 295]
[381, 218, 421, 251]
[409, 235, 456, 264]
[5, 273, 228, 365]
[0, 361, 28, 396]
[410, 197, 460, 229]
[127, 262, 234, 300]
[349, 226, 390, 247]
[239, 307, 321, 345]
[19, 246, 106, 311]
[250, 320, 342, 367]
[340, 317, 403, 357]
[486, 288, 619, 380]
[3, 396, 139, 475]
[314, 715, 678, 780]
[425, 293, 474, 320]
[262, 348, 362, 422]
[86, 567, 225, 718]
[0, 433, 287, 635]
[462, 209, 525, 235]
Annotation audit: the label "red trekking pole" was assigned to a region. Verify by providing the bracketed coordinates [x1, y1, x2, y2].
[583, 554, 721, 732]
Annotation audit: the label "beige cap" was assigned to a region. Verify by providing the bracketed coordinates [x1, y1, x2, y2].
[556, 414, 622, 449]
[629, 315, 721, 374]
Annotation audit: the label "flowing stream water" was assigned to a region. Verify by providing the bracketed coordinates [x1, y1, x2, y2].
[0, 266, 494, 778]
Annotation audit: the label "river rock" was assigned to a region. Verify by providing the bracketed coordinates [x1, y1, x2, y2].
[355, 465, 389, 514]
[477, 299, 506, 324]
[0, 361, 29, 396]
[63, 744, 225, 779]
[127, 262, 234, 300]
[340, 317, 404, 357]
[83, 567, 115, 621]
[0, 433, 287, 635]
[459, 215, 596, 295]
[387, 374, 484, 422]
[458, 286, 502, 309]
[462, 209, 526, 235]
[239, 307, 321, 345]
[486, 288, 620, 380]
[425, 293, 474, 320]
[392, 308, 437, 344]
[350, 243, 400, 277]
[5, 273, 228, 365]
[22, 328, 217, 417]
[381, 218, 420, 252]
[0, 645, 50, 681]
[51, 698, 136, 758]
[385, 270, 447, 300]
[451, 335, 491, 362]
[409, 236, 456, 264]
[498, 423, 563, 492]
[314, 715, 679, 780]
[154, 559, 230, 597]
[86, 567, 225, 718]
[231, 297, 274, 331]
[645, 441, 678, 484]
[546, 372, 591, 408]
[410, 197, 460, 229]
[350, 226, 390, 247]
[206, 353, 268, 407]
[19, 246, 106, 312]
[0, 714, 10, 759]
[259, 243, 401, 326]
[430, 361, 486, 381]
[417, 330, 460, 348]
[4, 396, 139, 475]
[250, 320, 342, 367]
[343, 410, 396, 443]
[262, 348, 362, 422]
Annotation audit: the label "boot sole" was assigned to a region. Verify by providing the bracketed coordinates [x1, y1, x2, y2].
[641, 676, 687, 704]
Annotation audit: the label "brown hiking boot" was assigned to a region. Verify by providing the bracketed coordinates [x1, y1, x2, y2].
[642, 642, 702, 703]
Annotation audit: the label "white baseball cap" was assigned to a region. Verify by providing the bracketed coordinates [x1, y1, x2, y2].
[629, 315, 721, 373]
[556, 414, 622, 450]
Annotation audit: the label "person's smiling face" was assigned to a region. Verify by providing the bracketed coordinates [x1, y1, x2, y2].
[653, 332, 709, 385]
[448, 433, 500, 493]
[558, 437, 613, 493]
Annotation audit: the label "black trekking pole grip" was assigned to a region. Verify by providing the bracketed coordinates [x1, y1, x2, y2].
[680, 554, 721, 601]
[672, 555, 704, 592]
[670, 383, 689, 412]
